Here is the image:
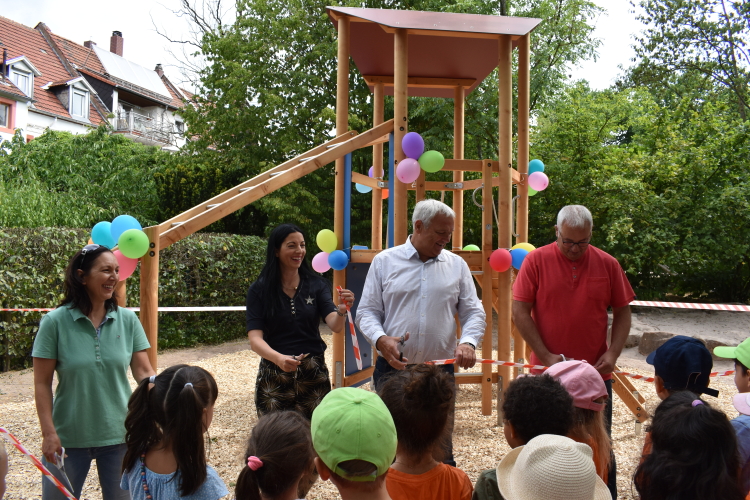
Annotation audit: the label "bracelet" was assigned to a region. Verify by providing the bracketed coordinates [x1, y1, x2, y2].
[461, 342, 476, 350]
[337, 309, 346, 317]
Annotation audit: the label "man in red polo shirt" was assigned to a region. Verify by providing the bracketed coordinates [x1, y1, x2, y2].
[513, 204, 634, 499]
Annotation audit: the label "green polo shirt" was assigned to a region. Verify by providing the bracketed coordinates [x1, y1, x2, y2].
[32, 304, 150, 448]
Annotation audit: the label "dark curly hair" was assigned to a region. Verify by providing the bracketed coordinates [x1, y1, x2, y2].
[502, 374, 574, 443]
[634, 391, 743, 500]
[378, 364, 455, 460]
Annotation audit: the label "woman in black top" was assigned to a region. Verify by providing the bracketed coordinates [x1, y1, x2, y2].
[246, 223, 354, 419]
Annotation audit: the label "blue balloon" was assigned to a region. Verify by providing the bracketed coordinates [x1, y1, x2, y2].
[110, 215, 142, 243]
[91, 221, 116, 249]
[510, 248, 529, 270]
[355, 183, 373, 193]
[328, 250, 349, 271]
[529, 159, 545, 174]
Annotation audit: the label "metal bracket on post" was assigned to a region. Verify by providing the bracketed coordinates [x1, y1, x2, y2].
[635, 419, 643, 436]
[511, 194, 519, 238]
[377, 181, 388, 188]
[335, 361, 343, 388]
[444, 182, 463, 189]
[497, 375, 504, 426]
[515, 358, 524, 378]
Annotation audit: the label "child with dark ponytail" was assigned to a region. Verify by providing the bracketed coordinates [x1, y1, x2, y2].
[235, 411, 315, 500]
[121, 364, 228, 499]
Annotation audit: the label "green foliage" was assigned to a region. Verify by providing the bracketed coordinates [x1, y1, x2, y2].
[0, 228, 267, 371]
[0, 127, 168, 228]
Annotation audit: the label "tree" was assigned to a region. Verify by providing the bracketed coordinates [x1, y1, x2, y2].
[631, 0, 750, 119]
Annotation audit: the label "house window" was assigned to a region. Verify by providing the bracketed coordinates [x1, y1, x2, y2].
[0, 103, 8, 128]
[174, 120, 184, 134]
[71, 90, 88, 118]
[10, 69, 31, 96]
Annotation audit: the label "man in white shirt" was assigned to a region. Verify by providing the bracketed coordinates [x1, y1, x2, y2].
[357, 199, 486, 466]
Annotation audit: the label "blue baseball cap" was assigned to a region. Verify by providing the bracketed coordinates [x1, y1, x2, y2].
[646, 335, 718, 397]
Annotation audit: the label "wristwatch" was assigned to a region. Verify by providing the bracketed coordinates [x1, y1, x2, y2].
[461, 342, 476, 350]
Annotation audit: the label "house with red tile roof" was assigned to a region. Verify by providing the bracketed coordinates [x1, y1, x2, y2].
[0, 16, 190, 149]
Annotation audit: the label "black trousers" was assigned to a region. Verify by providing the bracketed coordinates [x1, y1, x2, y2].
[373, 356, 457, 467]
[604, 378, 617, 499]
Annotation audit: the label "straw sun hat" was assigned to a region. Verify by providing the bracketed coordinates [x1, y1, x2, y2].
[496, 434, 610, 500]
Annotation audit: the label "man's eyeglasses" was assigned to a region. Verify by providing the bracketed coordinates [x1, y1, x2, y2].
[79, 244, 101, 269]
[558, 233, 590, 250]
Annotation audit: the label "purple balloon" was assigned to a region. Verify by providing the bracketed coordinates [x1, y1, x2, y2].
[402, 132, 425, 159]
[396, 158, 421, 184]
[368, 166, 374, 178]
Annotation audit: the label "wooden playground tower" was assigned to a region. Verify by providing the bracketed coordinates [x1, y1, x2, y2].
[135, 7, 649, 422]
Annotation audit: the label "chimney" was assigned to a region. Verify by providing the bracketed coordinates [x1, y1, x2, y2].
[155, 64, 164, 77]
[110, 31, 123, 56]
[84, 40, 96, 49]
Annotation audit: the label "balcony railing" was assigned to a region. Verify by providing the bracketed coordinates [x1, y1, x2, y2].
[115, 111, 176, 146]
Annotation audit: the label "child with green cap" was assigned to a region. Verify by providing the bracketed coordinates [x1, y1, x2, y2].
[715, 338, 750, 495]
[311, 387, 397, 500]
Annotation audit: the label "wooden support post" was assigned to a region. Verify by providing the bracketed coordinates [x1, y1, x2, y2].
[140, 226, 160, 371]
[332, 15, 350, 388]
[453, 85, 465, 250]
[372, 82, 384, 250]
[416, 170, 426, 202]
[497, 35, 513, 399]
[481, 159, 494, 416]
[612, 373, 650, 423]
[115, 280, 127, 307]
[514, 32, 530, 364]
[393, 28, 408, 245]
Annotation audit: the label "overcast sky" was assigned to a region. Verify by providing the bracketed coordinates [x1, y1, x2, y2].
[6, 0, 646, 92]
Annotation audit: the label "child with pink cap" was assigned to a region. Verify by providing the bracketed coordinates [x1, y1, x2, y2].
[545, 360, 610, 483]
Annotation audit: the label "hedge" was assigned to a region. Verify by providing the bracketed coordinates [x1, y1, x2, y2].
[0, 228, 267, 371]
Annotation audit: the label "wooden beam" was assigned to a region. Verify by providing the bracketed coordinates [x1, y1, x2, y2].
[453, 85, 465, 251]
[497, 35, 514, 405]
[393, 29, 408, 245]
[140, 226, 160, 371]
[363, 75, 476, 89]
[159, 120, 395, 248]
[455, 372, 499, 385]
[344, 366, 375, 386]
[612, 373, 650, 423]
[352, 172, 380, 189]
[614, 365, 647, 404]
[442, 159, 485, 172]
[157, 132, 358, 237]
[482, 157, 494, 416]
[332, 15, 350, 388]
[372, 82, 385, 250]
[379, 25, 522, 42]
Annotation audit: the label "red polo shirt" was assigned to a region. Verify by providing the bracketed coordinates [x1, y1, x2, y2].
[513, 243, 635, 381]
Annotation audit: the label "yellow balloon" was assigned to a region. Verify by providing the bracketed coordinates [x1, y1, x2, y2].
[316, 229, 338, 254]
[511, 242, 536, 253]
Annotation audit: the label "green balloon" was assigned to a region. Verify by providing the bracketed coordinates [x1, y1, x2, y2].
[418, 150, 445, 173]
[316, 229, 338, 254]
[118, 229, 150, 259]
[528, 187, 538, 197]
[463, 244, 481, 251]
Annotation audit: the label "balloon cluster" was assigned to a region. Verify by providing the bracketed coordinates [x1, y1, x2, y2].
[313, 229, 349, 273]
[527, 159, 549, 196]
[396, 132, 445, 184]
[489, 243, 537, 272]
[90, 215, 149, 280]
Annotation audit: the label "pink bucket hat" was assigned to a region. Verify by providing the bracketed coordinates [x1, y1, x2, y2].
[733, 393, 750, 416]
[545, 360, 608, 411]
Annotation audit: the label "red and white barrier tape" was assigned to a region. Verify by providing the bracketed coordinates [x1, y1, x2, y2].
[0, 428, 77, 500]
[1, 300, 747, 313]
[427, 358, 736, 384]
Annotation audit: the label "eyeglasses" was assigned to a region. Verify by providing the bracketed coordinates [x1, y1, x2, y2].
[558, 234, 590, 250]
[79, 244, 101, 269]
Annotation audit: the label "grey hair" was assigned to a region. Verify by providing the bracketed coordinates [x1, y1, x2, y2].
[412, 199, 455, 228]
[557, 205, 593, 229]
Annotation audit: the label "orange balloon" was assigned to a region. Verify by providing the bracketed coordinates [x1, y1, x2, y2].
[382, 188, 389, 200]
[87, 238, 94, 245]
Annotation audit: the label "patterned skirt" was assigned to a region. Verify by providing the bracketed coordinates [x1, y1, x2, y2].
[254, 353, 331, 420]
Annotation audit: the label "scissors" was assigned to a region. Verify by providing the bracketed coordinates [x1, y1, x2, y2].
[398, 334, 406, 362]
[292, 353, 309, 379]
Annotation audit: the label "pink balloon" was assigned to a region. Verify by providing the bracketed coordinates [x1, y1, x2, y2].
[396, 158, 421, 184]
[528, 172, 549, 191]
[113, 249, 138, 281]
[312, 252, 331, 273]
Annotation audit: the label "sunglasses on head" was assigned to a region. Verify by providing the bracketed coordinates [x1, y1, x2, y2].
[79, 244, 102, 269]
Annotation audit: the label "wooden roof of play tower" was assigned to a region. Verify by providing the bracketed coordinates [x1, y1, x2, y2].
[327, 7, 542, 98]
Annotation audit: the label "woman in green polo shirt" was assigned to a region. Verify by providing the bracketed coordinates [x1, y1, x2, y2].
[32, 244, 155, 500]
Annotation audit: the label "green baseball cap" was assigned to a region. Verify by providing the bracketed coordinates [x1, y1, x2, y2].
[311, 387, 397, 482]
[714, 337, 750, 368]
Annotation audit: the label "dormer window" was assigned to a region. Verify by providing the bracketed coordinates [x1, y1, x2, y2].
[71, 89, 89, 119]
[44, 76, 95, 122]
[6, 56, 42, 98]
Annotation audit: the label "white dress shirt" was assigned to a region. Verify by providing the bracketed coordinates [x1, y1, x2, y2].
[356, 236, 486, 363]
